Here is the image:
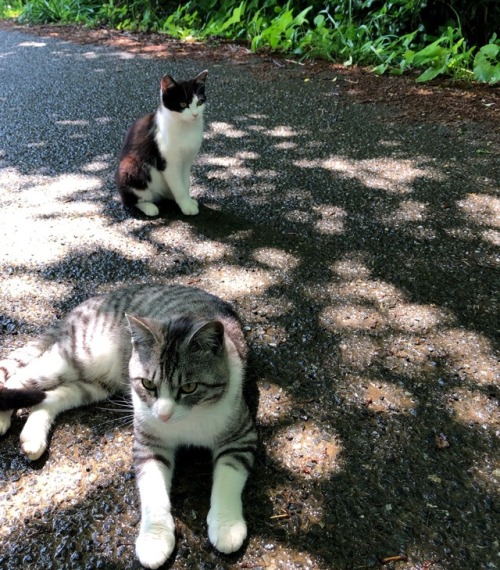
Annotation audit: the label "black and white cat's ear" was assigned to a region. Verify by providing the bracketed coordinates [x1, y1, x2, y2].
[125, 314, 162, 347]
[194, 70, 208, 85]
[160, 74, 177, 92]
[188, 320, 224, 355]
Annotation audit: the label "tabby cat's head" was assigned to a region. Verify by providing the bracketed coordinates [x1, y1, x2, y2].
[126, 313, 228, 423]
[160, 70, 208, 123]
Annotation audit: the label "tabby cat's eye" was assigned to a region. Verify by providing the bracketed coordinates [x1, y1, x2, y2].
[142, 378, 156, 391]
[180, 102, 187, 108]
[180, 383, 197, 394]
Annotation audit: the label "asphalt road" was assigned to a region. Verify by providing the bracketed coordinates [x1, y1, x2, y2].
[0, 28, 499, 570]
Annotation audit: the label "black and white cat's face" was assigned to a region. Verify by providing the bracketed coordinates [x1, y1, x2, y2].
[160, 70, 208, 123]
[126, 314, 227, 423]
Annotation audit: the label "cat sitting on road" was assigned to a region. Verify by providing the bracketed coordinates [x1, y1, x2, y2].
[0, 284, 256, 569]
[116, 70, 208, 217]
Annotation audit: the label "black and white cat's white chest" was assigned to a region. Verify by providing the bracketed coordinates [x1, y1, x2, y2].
[154, 103, 204, 173]
[116, 70, 208, 218]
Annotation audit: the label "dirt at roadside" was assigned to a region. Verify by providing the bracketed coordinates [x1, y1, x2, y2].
[1, 19, 498, 134]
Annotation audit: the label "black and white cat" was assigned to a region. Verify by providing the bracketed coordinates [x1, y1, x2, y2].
[0, 284, 256, 569]
[116, 70, 208, 217]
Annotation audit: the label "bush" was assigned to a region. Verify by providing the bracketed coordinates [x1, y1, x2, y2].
[8, 0, 500, 84]
[17, 0, 100, 24]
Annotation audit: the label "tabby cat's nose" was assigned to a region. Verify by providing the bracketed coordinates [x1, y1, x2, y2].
[159, 412, 173, 422]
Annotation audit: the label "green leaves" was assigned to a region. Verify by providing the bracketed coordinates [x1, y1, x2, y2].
[18, 0, 98, 25]
[10, 0, 500, 85]
[473, 41, 500, 85]
[218, 0, 245, 33]
[251, 3, 313, 52]
[0, 1, 23, 18]
[372, 26, 496, 84]
[406, 29, 476, 82]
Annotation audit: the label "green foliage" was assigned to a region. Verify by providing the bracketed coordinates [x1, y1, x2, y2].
[409, 28, 476, 82]
[162, 0, 249, 39]
[7, 0, 500, 84]
[161, 0, 314, 50]
[97, 0, 166, 32]
[373, 25, 479, 81]
[473, 37, 500, 85]
[162, 3, 199, 39]
[203, 0, 247, 37]
[0, 1, 23, 18]
[249, 3, 312, 52]
[17, 0, 100, 24]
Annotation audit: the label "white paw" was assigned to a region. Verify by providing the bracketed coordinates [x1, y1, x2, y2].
[207, 511, 247, 554]
[136, 522, 176, 569]
[0, 411, 13, 436]
[136, 202, 160, 217]
[20, 431, 47, 460]
[178, 198, 199, 216]
[20, 410, 51, 460]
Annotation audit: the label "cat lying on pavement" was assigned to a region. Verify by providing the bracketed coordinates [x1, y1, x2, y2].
[0, 284, 257, 569]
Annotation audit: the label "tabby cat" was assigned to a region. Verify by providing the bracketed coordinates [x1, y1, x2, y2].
[0, 284, 257, 569]
[116, 70, 208, 217]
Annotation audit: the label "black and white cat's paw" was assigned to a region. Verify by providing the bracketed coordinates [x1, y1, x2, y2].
[136, 202, 160, 217]
[207, 510, 247, 554]
[178, 197, 199, 216]
[136, 520, 176, 569]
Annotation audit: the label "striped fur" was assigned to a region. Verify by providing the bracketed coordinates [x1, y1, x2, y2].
[0, 284, 256, 569]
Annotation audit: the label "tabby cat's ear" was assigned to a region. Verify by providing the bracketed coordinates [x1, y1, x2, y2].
[125, 314, 162, 347]
[160, 74, 177, 92]
[188, 320, 224, 355]
[194, 70, 208, 85]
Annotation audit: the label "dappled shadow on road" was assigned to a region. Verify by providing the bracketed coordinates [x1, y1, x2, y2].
[0, 31, 498, 570]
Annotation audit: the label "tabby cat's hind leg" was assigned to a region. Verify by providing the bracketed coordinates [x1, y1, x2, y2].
[20, 383, 110, 460]
[0, 330, 58, 436]
[0, 410, 13, 436]
[0, 388, 45, 434]
[0, 368, 38, 436]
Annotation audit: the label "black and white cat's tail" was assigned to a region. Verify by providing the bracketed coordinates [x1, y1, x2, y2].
[0, 388, 46, 411]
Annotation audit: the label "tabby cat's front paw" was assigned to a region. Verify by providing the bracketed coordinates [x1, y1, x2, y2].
[20, 427, 47, 460]
[136, 522, 176, 569]
[178, 198, 199, 216]
[207, 510, 247, 554]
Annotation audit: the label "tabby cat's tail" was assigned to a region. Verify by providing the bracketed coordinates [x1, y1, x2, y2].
[0, 388, 46, 411]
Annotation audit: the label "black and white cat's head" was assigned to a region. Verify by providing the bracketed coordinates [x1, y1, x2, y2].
[160, 70, 208, 123]
[126, 313, 227, 423]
